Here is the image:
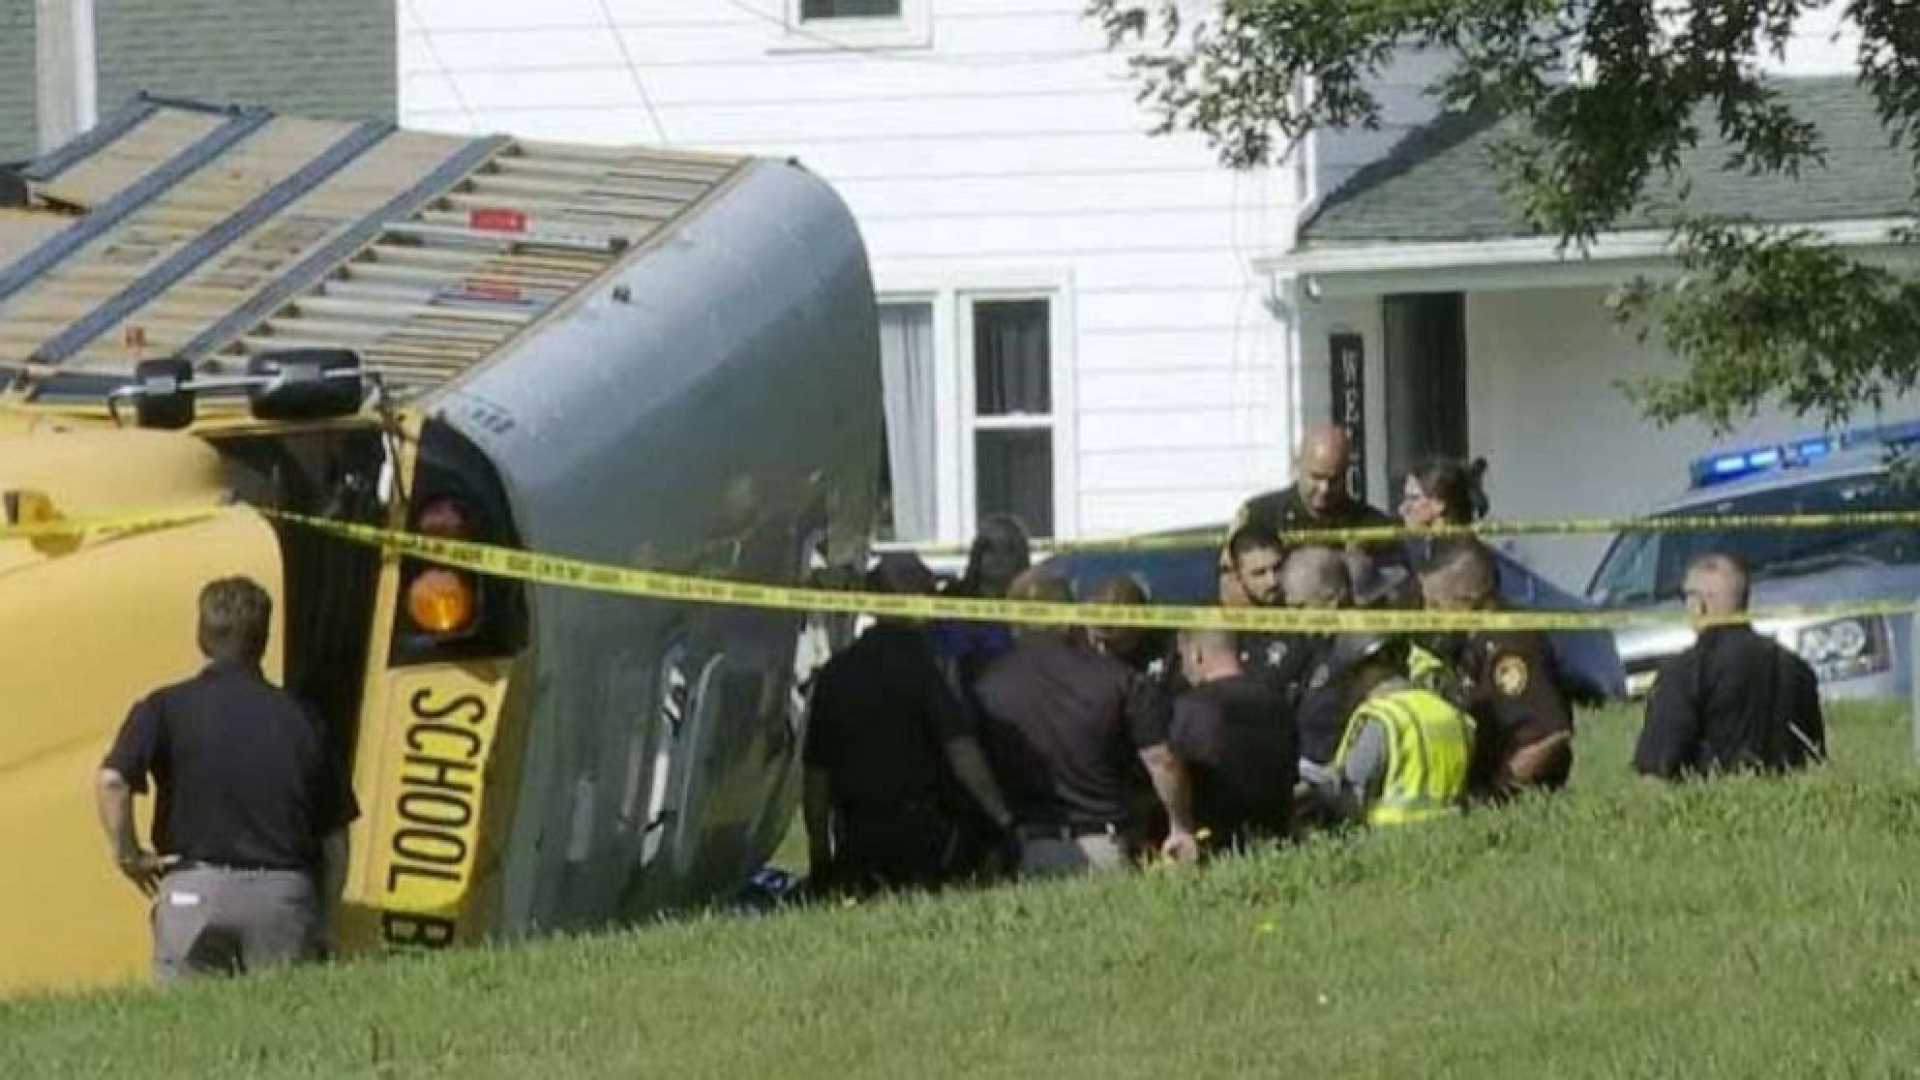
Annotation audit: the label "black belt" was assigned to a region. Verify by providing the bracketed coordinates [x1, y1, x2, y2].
[171, 858, 308, 874]
[1015, 821, 1120, 841]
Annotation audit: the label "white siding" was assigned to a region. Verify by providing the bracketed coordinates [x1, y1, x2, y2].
[399, 0, 1299, 544]
[1460, 287, 1920, 591]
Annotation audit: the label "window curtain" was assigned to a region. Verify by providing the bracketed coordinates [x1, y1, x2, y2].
[973, 299, 1050, 415]
[878, 302, 936, 541]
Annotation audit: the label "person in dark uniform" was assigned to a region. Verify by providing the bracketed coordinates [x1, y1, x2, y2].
[1634, 552, 1826, 780]
[1272, 547, 1355, 780]
[1168, 629, 1295, 851]
[1222, 523, 1296, 681]
[95, 577, 358, 981]
[1418, 539, 1576, 793]
[1229, 424, 1401, 570]
[803, 554, 1016, 893]
[1223, 522, 1285, 609]
[1083, 574, 1179, 852]
[973, 571, 1200, 875]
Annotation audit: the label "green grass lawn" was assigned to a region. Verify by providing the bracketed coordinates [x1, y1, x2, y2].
[6, 702, 1918, 1079]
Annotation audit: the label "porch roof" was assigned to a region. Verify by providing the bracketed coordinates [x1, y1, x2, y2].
[1264, 76, 1916, 285]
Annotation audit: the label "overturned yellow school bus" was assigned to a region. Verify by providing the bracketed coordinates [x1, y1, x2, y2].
[0, 95, 879, 993]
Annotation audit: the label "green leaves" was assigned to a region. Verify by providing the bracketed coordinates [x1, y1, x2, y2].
[1089, 0, 1920, 430]
[1616, 219, 1920, 433]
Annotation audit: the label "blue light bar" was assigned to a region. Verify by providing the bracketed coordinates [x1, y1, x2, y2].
[1712, 455, 1749, 475]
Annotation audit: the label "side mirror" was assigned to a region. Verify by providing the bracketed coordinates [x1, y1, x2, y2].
[247, 349, 364, 420]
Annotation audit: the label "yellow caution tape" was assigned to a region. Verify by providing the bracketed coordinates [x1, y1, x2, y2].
[896, 508, 1920, 556]
[7, 505, 1920, 632]
[273, 512, 1920, 634]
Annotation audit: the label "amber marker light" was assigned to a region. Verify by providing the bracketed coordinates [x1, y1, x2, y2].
[407, 568, 476, 633]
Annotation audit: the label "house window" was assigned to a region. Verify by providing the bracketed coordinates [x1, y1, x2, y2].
[801, 0, 901, 16]
[971, 298, 1054, 538]
[877, 301, 936, 542]
[779, 0, 930, 50]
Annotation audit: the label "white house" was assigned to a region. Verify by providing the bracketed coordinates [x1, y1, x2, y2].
[395, 0, 1448, 552]
[397, 1, 1905, 589]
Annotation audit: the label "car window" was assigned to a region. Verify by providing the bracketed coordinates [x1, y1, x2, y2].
[1589, 468, 1920, 605]
[1589, 531, 1659, 606]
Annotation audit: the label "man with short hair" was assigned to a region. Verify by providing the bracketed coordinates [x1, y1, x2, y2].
[804, 554, 1017, 893]
[1419, 538, 1576, 792]
[1633, 552, 1826, 780]
[1224, 523, 1285, 609]
[1270, 547, 1353, 779]
[1169, 629, 1295, 850]
[973, 572, 1201, 875]
[97, 577, 357, 981]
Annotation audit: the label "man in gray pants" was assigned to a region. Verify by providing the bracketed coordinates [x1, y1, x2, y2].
[97, 576, 358, 981]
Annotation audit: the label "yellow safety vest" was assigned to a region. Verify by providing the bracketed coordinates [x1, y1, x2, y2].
[1334, 686, 1476, 827]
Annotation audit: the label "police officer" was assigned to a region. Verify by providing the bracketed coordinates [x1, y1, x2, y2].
[802, 554, 1016, 893]
[973, 571, 1201, 875]
[95, 577, 357, 981]
[1418, 538, 1576, 792]
[1230, 424, 1401, 567]
[1633, 552, 1826, 779]
[1305, 634, 1477, 826]
[1168, 629, 1295, 850]
[1222, 522, 1285, 610]
[1271, 547, 1373, 783]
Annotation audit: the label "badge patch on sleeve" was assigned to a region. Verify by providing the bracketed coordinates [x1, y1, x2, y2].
[1493, 654, 1530, 697]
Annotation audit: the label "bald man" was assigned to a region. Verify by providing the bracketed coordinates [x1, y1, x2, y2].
[1233, 424, 1398, 550]
[1633, 553, 1826, 780]
[1169, 629, 1295, 849]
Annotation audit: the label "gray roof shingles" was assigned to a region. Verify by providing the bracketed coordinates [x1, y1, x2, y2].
[1301, 77, 1918, 247]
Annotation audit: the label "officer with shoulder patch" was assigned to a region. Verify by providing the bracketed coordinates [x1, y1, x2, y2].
[1306, 634, 1477, 826]
[1417, 538, 1575, 793]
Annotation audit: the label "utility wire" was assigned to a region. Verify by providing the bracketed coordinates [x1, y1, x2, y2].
[404, 0, 483, 133]
[597, 0, 672, 144]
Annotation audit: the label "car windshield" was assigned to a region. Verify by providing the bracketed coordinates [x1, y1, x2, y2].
[1587, 469, 1920, 606]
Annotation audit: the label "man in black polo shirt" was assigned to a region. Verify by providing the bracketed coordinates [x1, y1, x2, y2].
[802, 554, 1016, 893]
[973, 571, 1200, 875]
[1634, 552, 1826, 779]
[1169, 629, 1295, 850]
[96, 577, 357, 981]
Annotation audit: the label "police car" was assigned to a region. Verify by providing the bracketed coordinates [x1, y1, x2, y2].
[1587, 421, 1920, 699]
